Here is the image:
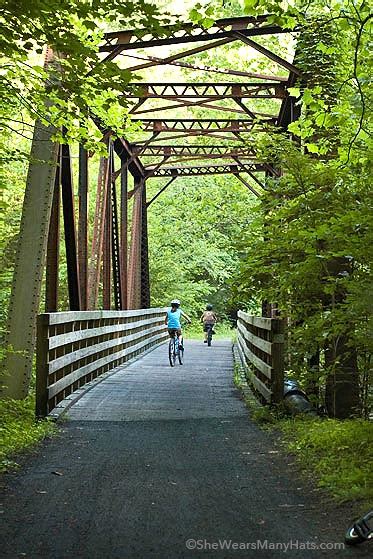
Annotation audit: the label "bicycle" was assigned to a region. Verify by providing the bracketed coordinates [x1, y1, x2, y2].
[205, 324, 215, 346]
[345, 510, 373, 545]
[168, 330, 184, 367]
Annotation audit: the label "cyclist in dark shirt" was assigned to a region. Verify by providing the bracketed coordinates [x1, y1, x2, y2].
[200, 304, 217, 343]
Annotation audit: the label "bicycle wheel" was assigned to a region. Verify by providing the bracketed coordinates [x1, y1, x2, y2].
[169, 338, 176, 367]
[345, 524, 366, 545]
[178, 338, 184, 365]
[207, 326, 213, 346]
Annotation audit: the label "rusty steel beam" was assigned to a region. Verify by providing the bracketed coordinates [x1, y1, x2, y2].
[136, 132, 247, 143]
[144, 154, 258, 169]
[131, 97, 249, 117]
[234, 173, 261, 197]
[233, 97, 256, 118]
[133, 118, 275, 132]
[140, 180, 150, 309]
[122, 53, 288, 82]
[45, 149, 61, 312]
[110, 147, 122, 310]
[120, 157, 128, 309]
[123, 38, 234, 73]
[113, 137, 145, 180]
[127, 178, 143, 309]
[146, 176, 177, 207]
[103, 165, 112, 310]
[78, 144, 88, 310]
[232, 31, 300, 75]
[134, 145, 257, 157]
[144, 156, 170, 177]
[100, 16, 288, 53]
[88, 156, 110, 309]
[146, 163, 265, 178]
[127, 83, 287, 99]
[61, 142, 81, 311]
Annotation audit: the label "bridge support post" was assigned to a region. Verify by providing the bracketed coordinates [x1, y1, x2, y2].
[127, 176, 149, 308]
[128, 177, 143, 309]
[141, 179, 150, 309]
[78, 145, 89, 310]
[61, 141, 81, 311]
[87, 154, 110, 309]
[120, 159, 128, 309]
[103, 161, 112, 309]
[110, 146, 122, 310]
[1, 55, 60, 397]
[45, 154, 61, 312]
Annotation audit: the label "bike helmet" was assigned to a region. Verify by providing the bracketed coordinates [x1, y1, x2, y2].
[170, 299, 181, 307]
[206, 304, 213, 310]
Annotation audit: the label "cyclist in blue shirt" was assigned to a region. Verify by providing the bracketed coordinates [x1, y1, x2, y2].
[164, 299, 191, 349]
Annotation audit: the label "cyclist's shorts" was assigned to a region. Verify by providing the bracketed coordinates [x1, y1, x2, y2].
[168, 328, 181, 337]
[203, 322, 215, 332]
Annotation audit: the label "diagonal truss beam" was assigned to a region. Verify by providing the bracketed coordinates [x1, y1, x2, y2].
[232, 31, 300, 75]
[144, 154, 259, 168]
[123, 38, 234, 73]
[146, 177, 177, 207]
[134, 132, 245, 143]
[121, 53, 288, 82]
[234, 173, 261, 197]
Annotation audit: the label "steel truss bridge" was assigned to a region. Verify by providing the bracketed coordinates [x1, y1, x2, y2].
[5, 15, 300, 398]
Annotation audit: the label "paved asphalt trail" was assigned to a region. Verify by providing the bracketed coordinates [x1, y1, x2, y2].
[1, 340, 370, 558]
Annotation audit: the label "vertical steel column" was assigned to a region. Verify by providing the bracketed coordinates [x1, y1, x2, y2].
[140, 179, 150, 308]
[2, 50, 60, 398]
[87, 155, 109, 309]
[261, 169, 271, 318]
[110, 147, 122, 310]
[127, 177, 143, 309]
[120, 160, 128, 309]
[103, 170, 112, 310]
[61, 142, 81, 310]
[78, 144, 88, 310]
[45, 148, 61, 312]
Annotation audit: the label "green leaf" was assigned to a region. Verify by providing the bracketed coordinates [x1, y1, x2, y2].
[288, 87, 300, 97]
[305, 143, 319, 154]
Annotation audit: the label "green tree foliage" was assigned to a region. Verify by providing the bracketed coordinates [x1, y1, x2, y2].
[230, 0, 372, 416]
[0, 0, 177, 154]
[0, 0, 178, 342]
[148, 173, 256, 320]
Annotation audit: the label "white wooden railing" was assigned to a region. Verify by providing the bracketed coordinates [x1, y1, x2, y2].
[237, 311, 285, 404]
[36, 308, 167, 416]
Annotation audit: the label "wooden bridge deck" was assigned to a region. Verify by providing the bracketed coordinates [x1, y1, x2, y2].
[66, 339, 244, 422]
[1, 340, 361, 558]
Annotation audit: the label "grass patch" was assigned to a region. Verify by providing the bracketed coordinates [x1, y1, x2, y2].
[277, 416, 373, 505]
[0, 395, 57, 472]
[185, 320, 235, 341]
[237, 378, 373, 506]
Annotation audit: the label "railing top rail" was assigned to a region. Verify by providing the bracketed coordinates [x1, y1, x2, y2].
[39, 307, 168, 325]
[237, 310, 278, 330]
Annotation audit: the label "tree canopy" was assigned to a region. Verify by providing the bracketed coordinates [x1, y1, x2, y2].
[0, 0, 372, 416]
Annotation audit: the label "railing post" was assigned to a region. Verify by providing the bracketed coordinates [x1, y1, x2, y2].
[271, 318, 284, 403]
[36, 314, 50, 417]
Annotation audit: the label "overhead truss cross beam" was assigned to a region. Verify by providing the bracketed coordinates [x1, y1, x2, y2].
[127, 82, 287, 100]
[132, 118, 276, 133]
[100, 15, 289, 53]
[134, 145, 257, 157]
[146, 163, 265, 178]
